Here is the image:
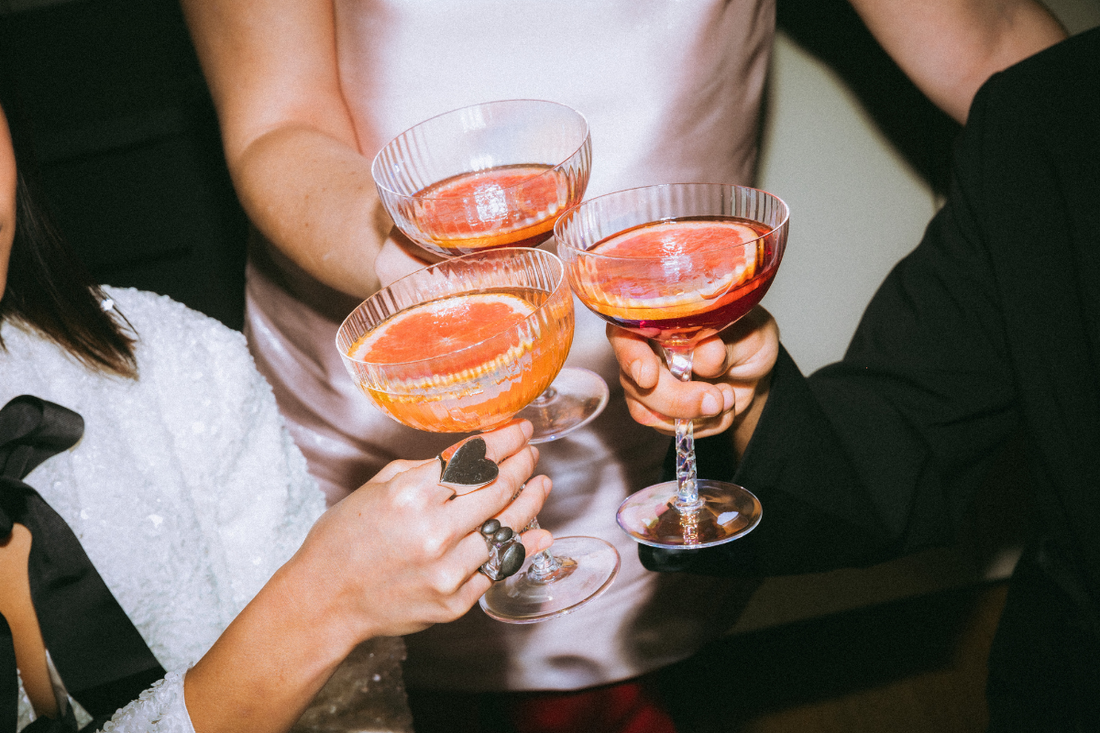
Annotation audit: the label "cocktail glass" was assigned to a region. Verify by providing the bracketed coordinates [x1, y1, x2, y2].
[336, 247, 619, 622]
[556, 183, 789, 549]
[371, 99, 608, 444]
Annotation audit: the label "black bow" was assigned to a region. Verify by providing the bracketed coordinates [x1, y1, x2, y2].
[1, 396, 165, 731]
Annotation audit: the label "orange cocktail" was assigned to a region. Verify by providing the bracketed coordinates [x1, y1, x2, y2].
[337, 248, 574, 435]
[344, 287, 572, 433]
[337, 247, 620, 626]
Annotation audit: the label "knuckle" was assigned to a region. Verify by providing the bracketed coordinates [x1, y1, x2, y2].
[414, 531, 450, 562]
[431, 564, 467, 596]
[439, 593, 475, 621]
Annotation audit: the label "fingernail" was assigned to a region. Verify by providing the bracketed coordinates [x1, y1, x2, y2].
[630, 360, 643, 384]
[701, 393, 721, 416]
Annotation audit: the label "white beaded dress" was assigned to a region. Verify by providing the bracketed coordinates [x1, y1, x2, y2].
[2, 287, 412, 732]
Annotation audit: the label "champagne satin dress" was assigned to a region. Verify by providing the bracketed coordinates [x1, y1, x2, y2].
[245, 0, 774, 693]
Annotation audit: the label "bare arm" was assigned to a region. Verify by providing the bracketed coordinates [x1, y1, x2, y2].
[183, 423, 552, 733]
[850, 0, 1066, 123]
[181, 0, 389, 299]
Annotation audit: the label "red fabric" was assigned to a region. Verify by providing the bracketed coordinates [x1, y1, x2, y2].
[407, 678, 679, 733]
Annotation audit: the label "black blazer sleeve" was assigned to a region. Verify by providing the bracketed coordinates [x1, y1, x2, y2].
[640, 31, 1100, 578]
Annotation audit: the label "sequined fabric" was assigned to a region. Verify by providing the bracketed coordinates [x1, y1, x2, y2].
[2, 288, 411, 732]
[97, 671, 191, 733]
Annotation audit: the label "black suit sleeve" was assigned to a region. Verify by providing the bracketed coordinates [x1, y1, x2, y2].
[643, 68, 1025, 578]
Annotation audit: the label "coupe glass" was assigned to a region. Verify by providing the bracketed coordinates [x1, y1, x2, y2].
[336, 247, 619, 622]
[371, 99, 607, 444]
[556, 183, 789, 548]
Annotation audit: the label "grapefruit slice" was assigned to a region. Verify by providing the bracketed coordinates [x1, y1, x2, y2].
[427, 165, 556, 202]
[595, 219, 762, 259]
[587, 219, 764, 319]
[349, 292, 535, 365]
[417, 165, 562, 239]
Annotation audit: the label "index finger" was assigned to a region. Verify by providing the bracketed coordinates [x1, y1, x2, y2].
[607, 325, 662, 389]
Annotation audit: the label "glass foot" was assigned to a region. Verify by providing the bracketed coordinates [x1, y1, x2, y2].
[479, 536, 620, 623]
[517, 367, 609, 444]
[616, 479, 762, 549]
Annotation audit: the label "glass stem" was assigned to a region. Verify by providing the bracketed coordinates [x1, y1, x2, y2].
[527, 386, 558, 407]
[522, 518, 564, 581]
[662, 342, 703, 511]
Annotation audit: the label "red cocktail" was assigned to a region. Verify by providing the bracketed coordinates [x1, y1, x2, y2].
[372, 101, 590, 259]
[557, 184, 789, 549]
[410, 164, 575, 254]
[577, 216, 779, 341]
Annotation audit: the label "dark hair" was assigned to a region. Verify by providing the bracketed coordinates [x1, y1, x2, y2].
[0, 99, 138, 378]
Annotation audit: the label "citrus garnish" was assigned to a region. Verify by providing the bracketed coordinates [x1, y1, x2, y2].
[587, 219, 764, 318]
[417, 165, 561, 237]
[350, 292, 535, 365]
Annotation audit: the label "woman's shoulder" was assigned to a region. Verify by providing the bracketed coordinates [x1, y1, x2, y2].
[105, 287, 272, 412]
[1, 287, 261, 420]
[102, 286, 317, 495]
[25, 289, 325, 661]
[105, 286, 250, 368]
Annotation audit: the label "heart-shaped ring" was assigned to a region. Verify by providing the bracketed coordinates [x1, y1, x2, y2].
[438, 437, 500, 496]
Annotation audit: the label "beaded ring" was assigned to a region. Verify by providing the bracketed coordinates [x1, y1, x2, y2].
[477, 519, 526, 580]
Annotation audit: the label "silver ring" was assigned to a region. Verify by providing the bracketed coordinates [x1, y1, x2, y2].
[477, 519, 526, 581]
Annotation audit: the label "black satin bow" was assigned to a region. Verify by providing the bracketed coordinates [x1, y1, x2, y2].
[1, 396, 165, 731]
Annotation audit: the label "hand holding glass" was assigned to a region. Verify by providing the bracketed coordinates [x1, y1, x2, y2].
[556, 183, 789, 549]
[336, 247, 619, 622]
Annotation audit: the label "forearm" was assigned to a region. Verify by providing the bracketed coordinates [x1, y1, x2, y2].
[850, 0, 1066, 122]
[183, 551, 359, 733]
[233, 125, 389, 298]
[182, 0, 388, 299]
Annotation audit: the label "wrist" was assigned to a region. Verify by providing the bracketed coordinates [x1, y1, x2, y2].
[274, 543, 369, 661]
[183, 546, 363, 733]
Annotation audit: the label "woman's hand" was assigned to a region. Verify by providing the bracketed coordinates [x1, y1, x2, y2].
[294, 420, 551, 641]
[607, 306, 780, 455]
[186, 421, 549, 733]
[374, 227, 440, 288]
